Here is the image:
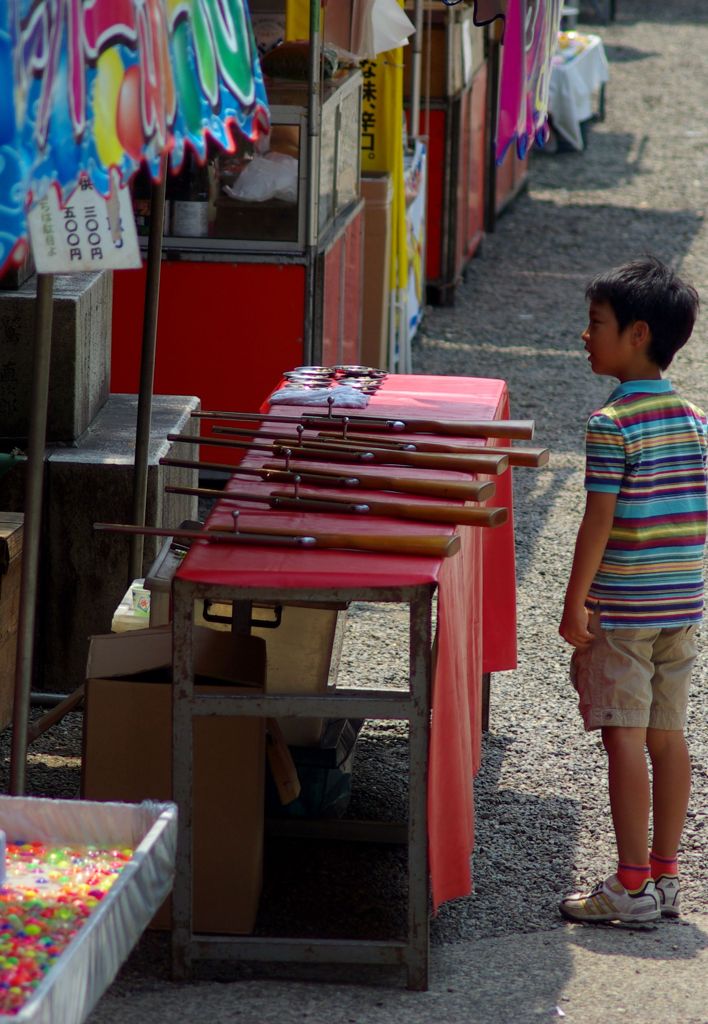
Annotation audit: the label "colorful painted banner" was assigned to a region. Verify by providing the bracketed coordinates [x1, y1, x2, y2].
[496, 0, 562, 162]
[0, 0, 269, 277]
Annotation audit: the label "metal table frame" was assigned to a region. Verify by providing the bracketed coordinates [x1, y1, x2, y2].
[170, 575, 436, 990]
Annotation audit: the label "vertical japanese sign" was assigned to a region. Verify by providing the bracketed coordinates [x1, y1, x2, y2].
[360, 59, 379, 168]
[359, 51, 406, 298]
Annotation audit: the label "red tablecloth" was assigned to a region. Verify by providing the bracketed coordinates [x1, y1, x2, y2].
[177, 375, 518, 909]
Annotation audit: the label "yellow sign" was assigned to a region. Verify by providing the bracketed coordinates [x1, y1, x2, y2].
[359, 50, 407, 293]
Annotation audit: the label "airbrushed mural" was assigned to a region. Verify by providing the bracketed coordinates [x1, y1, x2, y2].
[0, 0, 269, 275]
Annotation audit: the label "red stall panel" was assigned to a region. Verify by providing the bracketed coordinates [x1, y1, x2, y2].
[112, 261, 306, 464]
[461, 63, 488, 268]
[420, 108, 446, 283]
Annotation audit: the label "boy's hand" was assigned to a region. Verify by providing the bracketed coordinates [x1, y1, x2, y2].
[560, 490, 616, 648]
[559, 603, 593, 647]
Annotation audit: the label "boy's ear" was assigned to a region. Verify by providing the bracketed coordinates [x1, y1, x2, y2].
[630, 319, 651, 348]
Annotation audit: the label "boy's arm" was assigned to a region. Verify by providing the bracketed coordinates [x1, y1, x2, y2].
[559, 489, 617, 647]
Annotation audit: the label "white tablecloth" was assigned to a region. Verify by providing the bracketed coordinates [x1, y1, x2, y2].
[548, 34, 610, 150]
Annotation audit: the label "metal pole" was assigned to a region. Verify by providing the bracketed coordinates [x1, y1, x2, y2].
[484, 23, 502, 233]
[128, 156, 168, 583]
[302, 0, 322, 365]
[9, 272, 54, 795]
[409, 0, 424, 141]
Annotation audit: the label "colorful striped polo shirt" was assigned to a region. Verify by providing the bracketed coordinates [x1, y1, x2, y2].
[585, 378, 708, 628]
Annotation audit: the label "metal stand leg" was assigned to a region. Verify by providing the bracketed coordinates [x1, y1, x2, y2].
[10, 272, 54, 795]
[482, 672, 491, 732]
[171, 580, 195, 980]
[129, 158, 168, 583]
[168, 582, 434, 990]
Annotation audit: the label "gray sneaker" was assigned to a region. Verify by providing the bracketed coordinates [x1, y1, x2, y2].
[559, 874, 660, 924]
[655, 874, 681, 918]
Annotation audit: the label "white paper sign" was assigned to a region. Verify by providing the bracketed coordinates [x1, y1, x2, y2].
[28, 174, 142, 273]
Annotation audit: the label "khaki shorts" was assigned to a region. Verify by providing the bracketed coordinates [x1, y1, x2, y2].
[570, 611, 698, 731]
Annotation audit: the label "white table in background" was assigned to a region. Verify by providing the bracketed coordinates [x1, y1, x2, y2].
[548, 33, 609, 151]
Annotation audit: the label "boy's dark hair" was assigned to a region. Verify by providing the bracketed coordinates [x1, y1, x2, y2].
[585, 256, 700, 370]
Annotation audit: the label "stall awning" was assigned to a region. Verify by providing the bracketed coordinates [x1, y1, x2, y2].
[0, 0, 270, 279]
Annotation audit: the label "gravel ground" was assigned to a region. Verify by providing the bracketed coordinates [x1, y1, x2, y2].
[432, 0, 708, 939]
[344, 0, 708, 943]
[2, 0, 708, 995]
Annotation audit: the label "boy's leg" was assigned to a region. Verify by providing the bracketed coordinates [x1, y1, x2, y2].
[602, 725, 650, 866]
[645, 624, 695, 917]
[560, 626, 660, 922]
[646, 728, 690, 859]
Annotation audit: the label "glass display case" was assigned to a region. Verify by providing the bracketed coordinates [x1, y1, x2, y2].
[112, 68, 365, 447]
[131, 70, 362, 255]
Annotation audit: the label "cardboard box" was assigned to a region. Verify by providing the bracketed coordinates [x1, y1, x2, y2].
[256, 604, 346, 747]
[144, 536, 346, 748]
[0, 512, 22, 731]
[360, 174, 393, 371]
[82, 625, 266, 934]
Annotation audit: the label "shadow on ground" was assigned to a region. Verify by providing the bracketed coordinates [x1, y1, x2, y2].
[432, 732, 581, 943]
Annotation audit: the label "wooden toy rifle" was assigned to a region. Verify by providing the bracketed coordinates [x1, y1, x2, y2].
[192, 409, 535, 440]
[167, 433, 509, 475]
[210, 425, 549, 469]
[94, 522, 462, 559]
[159, 456, 496, 502]
[164, 484, 508, 528]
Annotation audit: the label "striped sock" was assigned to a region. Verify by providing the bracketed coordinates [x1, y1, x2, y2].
[650, 851, 678, 879]
[617, 863, 651, 891]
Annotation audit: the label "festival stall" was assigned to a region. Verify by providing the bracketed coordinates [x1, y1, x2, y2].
[400, 0, 561, 303]
[0, 0, 268, 793]
[404, 1, 488, 305]
[90, 371, 548, 988]
[0, 2, 267, 1010]
[0, 0, 557, 1002]
[111, 2, 360, 466]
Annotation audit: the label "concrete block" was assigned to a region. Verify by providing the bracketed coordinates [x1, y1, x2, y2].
[0, 271, 111, 442]
[0, 249, 35, 290]
[3, 393, 201, 693]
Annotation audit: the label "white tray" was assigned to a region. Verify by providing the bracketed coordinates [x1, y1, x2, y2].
[0, 795, 177, 1024]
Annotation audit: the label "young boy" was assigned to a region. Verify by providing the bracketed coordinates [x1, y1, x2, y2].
[559, 256, 707, 924]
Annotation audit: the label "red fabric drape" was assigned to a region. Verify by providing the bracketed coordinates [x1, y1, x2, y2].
[177, 375, 518, 907]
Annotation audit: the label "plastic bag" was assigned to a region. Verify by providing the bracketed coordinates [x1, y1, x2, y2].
[269, 387, 370, 408]
[224, 152, 298, 204]
[348, 0, 415, 60]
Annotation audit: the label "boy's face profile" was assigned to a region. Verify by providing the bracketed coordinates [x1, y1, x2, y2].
[581, 300, 657, 382]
